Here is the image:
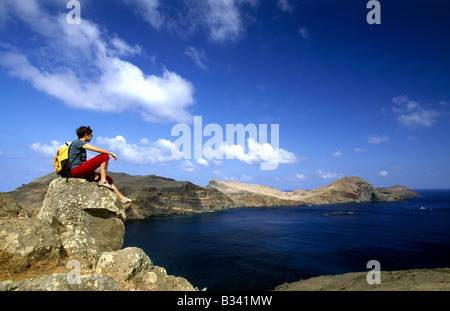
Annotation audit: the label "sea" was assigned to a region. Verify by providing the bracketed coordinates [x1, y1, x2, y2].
[123, 189, 450, 291]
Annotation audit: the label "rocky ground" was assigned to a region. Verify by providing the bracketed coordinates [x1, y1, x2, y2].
[274, 268, 450, 291]
[0, 179, 197, 291]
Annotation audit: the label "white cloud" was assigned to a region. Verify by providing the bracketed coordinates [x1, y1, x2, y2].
[332, 150, 343, 158]
[317, 169, 344, 179]
[185, 46, 208, 70]
[378, 170, 388, 177]
[30, 140, 62, 158]
[96, 136, 181, 165]
[180, 160, 196, 172]
[121, 0, 164, 29]
[392, 95, 440, 128]
[205, 0, 254, 42]
[295, 173, 308, 180]
[368, 135, 389, 144]
[0, 0, 195, 123]
[204, 138, 298, 168]
[298, 26, 310, 40]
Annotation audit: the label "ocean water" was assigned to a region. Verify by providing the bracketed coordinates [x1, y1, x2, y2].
[123, 189, 450, 291]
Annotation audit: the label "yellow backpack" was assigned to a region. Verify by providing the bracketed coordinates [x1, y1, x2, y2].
[54, 141, 79, 177]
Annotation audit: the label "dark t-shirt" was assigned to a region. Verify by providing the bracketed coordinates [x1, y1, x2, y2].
[69, 139, 87, 169]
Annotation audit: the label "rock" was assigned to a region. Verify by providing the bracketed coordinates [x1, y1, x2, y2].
[0, 193, 27, 218]
[95, 247, 196, 291]
[7, 173, 57, 217]
[37, 177, 126, 268]
[0, 273, 120, 291]
[96, 247, 152, 282]
[274, 268, 450, 291]
[0, 217, 62, 267]
[377, 185, 420, 199]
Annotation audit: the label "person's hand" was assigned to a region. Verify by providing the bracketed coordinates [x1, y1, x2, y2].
[110, 153, 118, 160]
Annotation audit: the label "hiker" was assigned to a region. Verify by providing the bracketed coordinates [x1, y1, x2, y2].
[69, 125, 133, 205]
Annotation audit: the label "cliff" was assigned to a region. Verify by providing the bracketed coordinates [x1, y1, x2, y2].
[8, 173, 417, 220]
[0, 177, 196, 291]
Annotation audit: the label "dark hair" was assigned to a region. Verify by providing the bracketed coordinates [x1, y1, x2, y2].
[76, 126, 93, 139]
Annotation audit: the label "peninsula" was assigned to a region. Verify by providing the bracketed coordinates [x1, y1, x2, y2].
[7, 173, 418, 220]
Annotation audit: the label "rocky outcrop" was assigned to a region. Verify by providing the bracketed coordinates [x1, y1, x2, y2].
[37, 177, 126, 268]
[377, 185, 420, 199]
[96, 247, 195, 291]
[0, 217, 62, 267]
[1, 176, 197, 291]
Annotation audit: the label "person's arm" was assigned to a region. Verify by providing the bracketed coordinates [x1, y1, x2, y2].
[82, 144, 118, 160]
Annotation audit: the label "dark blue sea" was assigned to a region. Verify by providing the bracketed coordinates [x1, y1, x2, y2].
[123, 189, 450, 291]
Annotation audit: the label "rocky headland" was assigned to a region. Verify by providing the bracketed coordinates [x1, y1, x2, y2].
[8, 173, 415, 221]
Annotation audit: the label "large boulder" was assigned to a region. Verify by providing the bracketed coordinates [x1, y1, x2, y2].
[37, 177, 126, 268]
[0, 218, 62, 269]
[95, 247, 196, 291]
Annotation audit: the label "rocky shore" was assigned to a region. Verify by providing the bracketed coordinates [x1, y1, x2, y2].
[2, 172, 447, 291]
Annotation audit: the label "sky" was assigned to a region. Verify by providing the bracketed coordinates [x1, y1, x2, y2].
[0, 0, 449, 192]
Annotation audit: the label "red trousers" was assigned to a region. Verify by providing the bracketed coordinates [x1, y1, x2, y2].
[70, 154, 114, 184]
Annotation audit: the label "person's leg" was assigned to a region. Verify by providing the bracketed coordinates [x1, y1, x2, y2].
[71, 154, 132, 204]
[71, 154, 110, 179]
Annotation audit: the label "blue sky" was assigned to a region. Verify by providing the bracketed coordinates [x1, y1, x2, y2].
[0, 0, 449, 192]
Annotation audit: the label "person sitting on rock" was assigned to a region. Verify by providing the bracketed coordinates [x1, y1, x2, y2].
[69, 125, 133, 205]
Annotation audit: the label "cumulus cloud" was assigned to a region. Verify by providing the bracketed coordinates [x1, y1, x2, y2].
[96, 136, 181, 165]
[203, 138, 298, 169]
[392, 95, 440, 128]
[30, 140, 62, 158]
[368, 135, 389, 144]
[0, 0, 194, 123]
[185, 46, 208, 70]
